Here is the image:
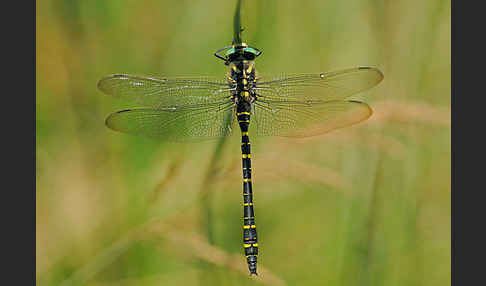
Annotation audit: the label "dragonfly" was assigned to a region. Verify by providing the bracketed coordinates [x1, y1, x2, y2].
[97, 43, 383, 275]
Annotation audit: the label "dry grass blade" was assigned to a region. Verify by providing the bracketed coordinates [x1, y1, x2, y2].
[313, 131, 406, 156]
[371, 100, 450, 126]
[147, 159, 184, 203]
[241, 151, 351, 193]
[58, 226, 145, 286]
[262, 157, 352, 191]
[58, 219, 286, 286]
[262, 130, 407, 159]
[213, 151, 352, 192]
[146, 221, 287, 286]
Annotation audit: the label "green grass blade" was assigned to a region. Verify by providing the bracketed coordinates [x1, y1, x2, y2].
[233, 0, 243, 45]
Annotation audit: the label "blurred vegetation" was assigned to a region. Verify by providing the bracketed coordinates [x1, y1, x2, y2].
[36, 0, 450, 285]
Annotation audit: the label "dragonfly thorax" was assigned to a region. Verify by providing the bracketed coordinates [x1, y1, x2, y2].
[229, 60, 257, 105]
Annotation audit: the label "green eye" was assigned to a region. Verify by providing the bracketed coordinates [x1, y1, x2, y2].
[225, 48, 236, 56]
[243, 47, 258, 55]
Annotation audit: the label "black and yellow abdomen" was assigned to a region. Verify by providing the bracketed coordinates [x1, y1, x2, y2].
[237, 105, 258, 275]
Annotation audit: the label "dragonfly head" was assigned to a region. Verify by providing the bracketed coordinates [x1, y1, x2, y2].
[214, 43, 262, 65]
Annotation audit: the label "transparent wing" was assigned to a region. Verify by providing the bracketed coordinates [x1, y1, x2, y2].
[251, 67, 382, 137]
[105, 101, 235, 142]
[98, 74, 233, 108]
[255, 67, 383, 102]
[252, 100, 372, 137]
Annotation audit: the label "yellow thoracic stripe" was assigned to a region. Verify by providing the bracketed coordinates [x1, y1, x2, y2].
[243, 203, 254, 206]
[244, 244, 251, 248]
[238, 120, 250, 123]
[242, 154, 251, 158]
[237, 112, 250, 115]
[242, 132, 249, 136]
[243, 224, 256, 229]
[243, 178, 251, 182]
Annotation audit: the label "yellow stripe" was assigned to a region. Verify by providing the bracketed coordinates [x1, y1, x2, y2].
[243, 225, 250, 229]
[243, 178, 251, 182]
[251, 225, 256, 228]
[242, 154, 251, 158]
[244, 244, 251, 248]
[239, 112, 250, 115]
[252, 243, 258, 247]
[242, 132, 248, 136]
[243, 203, 253, 206]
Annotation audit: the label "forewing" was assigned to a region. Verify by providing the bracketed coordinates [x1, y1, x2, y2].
[105, 102, 235, 142]
[98, 74, 232, 108]
[255, 67, 383, 102]
[252, 100, 372, 137]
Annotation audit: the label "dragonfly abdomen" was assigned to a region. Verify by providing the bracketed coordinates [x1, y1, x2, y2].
[237, 109, 259, 276]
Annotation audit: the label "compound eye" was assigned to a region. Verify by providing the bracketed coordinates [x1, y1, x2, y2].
[225, 48, 236, 56]
[243, 47, 258, 55]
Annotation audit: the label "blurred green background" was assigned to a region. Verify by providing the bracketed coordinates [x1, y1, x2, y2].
[36, 0, 450, 285]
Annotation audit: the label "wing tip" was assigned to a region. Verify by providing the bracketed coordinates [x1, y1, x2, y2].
[358, 66, 384, 81]
[347, 99, 373, 119]
[104, 109, 135, 131]
[97, 74, 151, 95]
[97, 74, 122, 95]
